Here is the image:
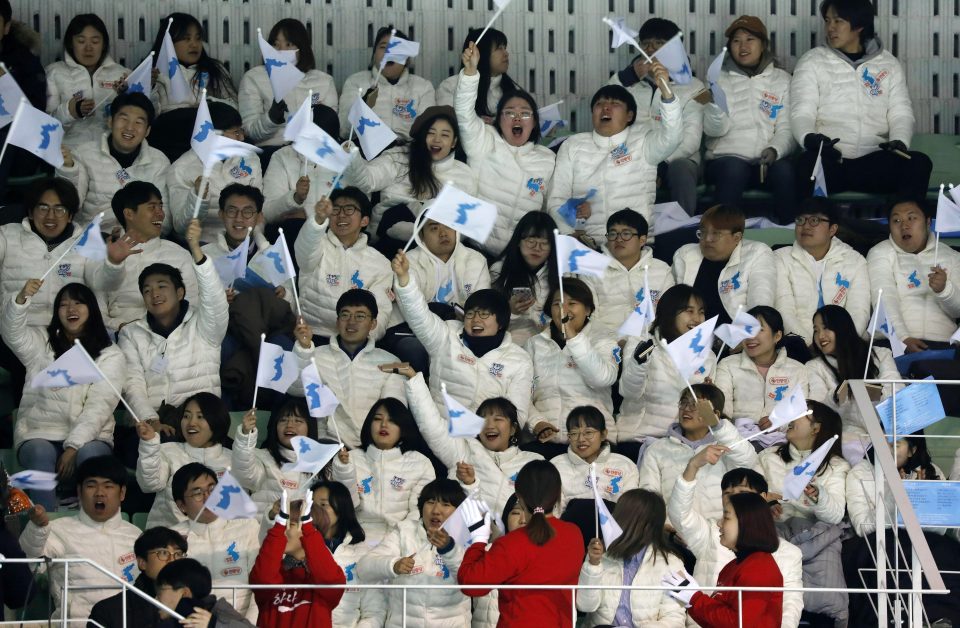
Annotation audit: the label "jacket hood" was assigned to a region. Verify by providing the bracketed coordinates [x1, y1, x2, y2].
[723, 49, 776, 77]
[828, 35, 884, 68]
[666, 422, 716, 449]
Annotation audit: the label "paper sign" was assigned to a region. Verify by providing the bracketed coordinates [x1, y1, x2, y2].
[897, 481, 960, 527]
[874, 380, 946, 437]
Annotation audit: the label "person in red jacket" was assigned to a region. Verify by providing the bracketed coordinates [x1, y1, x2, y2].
[457, 459, 585, 627]
[662, 491, 783, 627]
[249, 490, 346, 628]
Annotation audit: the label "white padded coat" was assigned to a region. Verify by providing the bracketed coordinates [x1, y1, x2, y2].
[339, 69, 436, 140]
[332, 533, 389, 628]
[155, 63, 238, 113]
[230, 427, 317, 512]
[436, 72, 504, 113]
[758, 443, 850, 524]
[584, 245, 674, 337]
[805, 348, 899, 437]
[713, 348, 809, 424]
[262, 145, 339, 223]
[577, 550, 686, 627]
[44, 55, 130, 148]
[553, 444, 640, 513]
[239, 66, 338, 145]
[672, 239, 778, 319]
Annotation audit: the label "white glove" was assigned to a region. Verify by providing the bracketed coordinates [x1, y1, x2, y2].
[300, 489, 314, 524]
[274, 489, 290, 526]
[386, 220, 415, 242]
[661, 569, 700, 608]
[461, 497, 492, 545]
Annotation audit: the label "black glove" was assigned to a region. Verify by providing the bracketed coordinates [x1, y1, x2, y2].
[879, 140, 908, 153]
[803, 133, 842, 161]
[633, 339, 654, 365]
[268, 99, 288, 124]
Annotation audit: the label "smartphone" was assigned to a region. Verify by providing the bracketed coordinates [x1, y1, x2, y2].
[511, 287, 533, 301]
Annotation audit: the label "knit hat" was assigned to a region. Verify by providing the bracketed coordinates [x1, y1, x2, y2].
[724, 16, 768, 42]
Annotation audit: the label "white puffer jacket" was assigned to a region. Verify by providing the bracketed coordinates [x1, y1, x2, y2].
[638, 420, 759, 525]
[332, 533, 389, 628]
[524, 322, 620, 439]
[230, 427, 317, 513]
[3, 297, 124, 450]
[453, 71, 556, 257]
[577, 550, 686, 627]
[56, 133, 171, 234]
[0, 218, 119, 327]
[775, 238, 871, 344]
[294, 217, 393, 340]
[547, 97, 682, 240]
[262, 145, 339, 223]
[45, 55, 129, 148]
[805, 348, 899, 436]
[713, 348, 808, 424]
[790, 39, 914, 159]
[436, 72, 505, 113]
[608, 73, 704, 164]
[667, 475, 804, 628]
[339, 69, 436, 140]
[331, 445, 435, 543]
[173, 517, 261, 618]
[866, 236, 960, 342]
[167, 150, 263, 241]
[618, 335, 716, 441]
[291, 338, 406, 448]
[846, 459, 948, 537]
[357, 518, 470, 628]
[19, 510, 142, 621]
[239, 66, 339, 146]
[672, 239, 777, 319]
[155, 63, 238, 113]
[406, 372, 543, 514]
[585, 246, 674, 337]
[395, 275, 533, 426]
[117, 258, 228, 420]
[489, 260, 550, 347]
[137, 439, 232, 528]
[553, 445, 640, 513]
[758, 444, 850, 524]
[703, 59, 796, 161]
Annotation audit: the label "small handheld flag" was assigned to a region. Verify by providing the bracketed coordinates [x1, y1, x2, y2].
[292, 122, 352, 173]
[934, 184, 960, 234]
[159, 19, 192, 103]
[281, 436, 341, 474]
[663, 316, 718, 381]
[556, 189, 596, 228]
[652, 33, 693, 85]
[768, 387, 811, 430]
[424, 183, 499, 245]
[1, 99, 64, 168]
[203, 470, 257, 520]
[475, 0, 514, 45]
[254, 336, 299, 395]
[190, 93, 216, 164]
[538, 100, 566, 135]
[590, 463, 623, 546]
[555, 232, 613, 278]
[706, 48, 729, 114]
[300, 361, 341, 419]
[380, 34, 420, 69]
[441, 383, 485, 438]
[617, 265, 654, 338]
[606, 17, 639, 49]
[213, 228, 251, 287]
[782, 435, 839, 500]
[257, 29, 305, 102]
[715, 309, 761, 349]
[284, 93, 313, 142]
[38, 212, 109, 281]
[0, 64, 27, 130]
[31, 344, 104, 388]
[866, 290, 906, 360]
[348, 96, 397, 160]
[811, 141, 828, 198]
[248, 233, 297, 289]
[442, 494, 493, 547]
[8, 470, 58, 491]
[123, 52, 155, 96]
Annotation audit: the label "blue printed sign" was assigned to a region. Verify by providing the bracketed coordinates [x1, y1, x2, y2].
[898, 481, 960, 527]
[874, 380, 945, 438]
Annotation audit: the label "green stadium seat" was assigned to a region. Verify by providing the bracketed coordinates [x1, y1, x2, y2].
[227, 410, 271, 446]
[133, 512, 149, 531]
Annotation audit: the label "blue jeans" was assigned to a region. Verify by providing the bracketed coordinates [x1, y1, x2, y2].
[17, 439, 113, 510]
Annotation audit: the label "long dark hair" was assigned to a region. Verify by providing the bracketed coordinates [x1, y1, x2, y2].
[777, 400, 843, 476]
[869, 430, 941, 480]
[268, 19, 315, 73]
[492, 212, 559, 294]
[151, 13, 237, 101]
[261, 396, 317, 467]
[728, 492, 780, 554]
[47, 283, 111, 360]
[650, 284, 705, 343]
[179, 392, 233, 448]
[812, 305, 878, 402]
[310, 479, 366, 544]
[458, 27, 519, 118]
[514, 460, 562, 546]
[606, 489, 676, 564]
[406, 109, 466, 199]
[64, 14, 110, 66]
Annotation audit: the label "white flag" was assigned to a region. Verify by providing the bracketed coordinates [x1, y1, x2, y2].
[934, 185, 960, 234]
[767, 387, 811, 431]
[159, 26, 192, 103]
[300, 361, 340, 418]
[604, 16, 640, 50]
[442, 384, 485, 438]
[950, 184, 960, 207]
[255, 340, 299, 394]
[248, 233, 296, 288]
[258, 30, 305, 102]
[281, 435, 340, 474]
[664, 316, 718, 380]
[782, 435, 839, 500]
[190, 96, 216, 164]
[293, 122, 352, 173]
[442, 494, 493, 547]
[348, 96, 397, 159]
[123, 52, 154, 96]
[380, 35, 420, 68]
[706, 48, 729, 114]
[5, 100, 64, 168]
[538, 101, 566, 135]
[31, 344, 103, 388]
[492, 0, 511, 7]
[652, 33, 693, 85]
[590, 463, 623, 546]
[715, 310, 761, 348]
[951, 325, 960, 345]
[869, 293, 906, 358]
[203, 470, 257, 520]
[8, 469, 58, 491]
[812, 143, 828, 198]
[213, 235, 249, 287]
[0, 69, 27, 130]
[73, 213, 108, 261]
[425, 183, 498, 244]
[201, 134, 262, 176]
[283, 94, 313, 142]
[555, 233, 613, 278]
[617, 269, 655, 338]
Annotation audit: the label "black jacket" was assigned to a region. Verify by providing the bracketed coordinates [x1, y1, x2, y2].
[87, 575, 161, 628]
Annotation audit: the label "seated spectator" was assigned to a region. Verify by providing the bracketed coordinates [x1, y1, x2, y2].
[608, 17, 704, 215]
[291, 289, 405, 447]
[135, 393, 233, 529]
[295, 191, 393, 345]
[57, 92, 171, 234]
[154, 558, 252, 627]
[118, 219, 227, 428]
[0, 474, 34, 613]
[20, 455, 142, 621]
[775, 198, 870, 344]
[3, 281, 123, 510]
[436, 28, 518, 116]
[88, 526, 188, 628]
[548, 81, 680, 244]
[866, 197, 960, 349]
[672, 204, 776, 325]
[791, 0, 931, 199]
[703, 15, 797, 222]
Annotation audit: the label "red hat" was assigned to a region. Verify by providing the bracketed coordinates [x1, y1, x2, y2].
[724, 16, 768, 41]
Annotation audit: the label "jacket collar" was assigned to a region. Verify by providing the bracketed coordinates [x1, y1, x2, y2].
[566, 443, 611, 467]
[735, 346, 788, 372]
[78, 508, 125, 529]
[826, 36, 884, 68]
[324, 225, 369, 251]
[365, 445, 403, 463]
[666, 422, 716, 449]
[591, 126, 630, 149]
[601, 244, 653, 273]
[887, 233, 936, 257]
[98, 132, 152, 167]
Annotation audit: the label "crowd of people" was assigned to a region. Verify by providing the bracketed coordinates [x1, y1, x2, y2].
[0, 0, 958, 626]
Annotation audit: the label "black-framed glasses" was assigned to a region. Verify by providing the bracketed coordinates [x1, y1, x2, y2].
[149, 549, 186, 561]
[696, 229, 733, 242]
[223, 207, 257, 219]
[794, 215, 830, 227]
[605, 230, 639, 241]
[464, 309, 494, 320]
[34, 204, 69, 217]
[337, 311, 370, 322]
[331, 204, 361, 216]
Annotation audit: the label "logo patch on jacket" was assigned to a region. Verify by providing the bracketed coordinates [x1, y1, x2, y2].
[435, 554, 450, 579]
[907, 270, 921, 288]
[393, 98, 417, 120]
[488, 363, 505, 378]
[57, 263, 73, 278]
[225, 541, 240, 563]
[326, 273, 341, 286]
[861, 67, 889, 96]
[280, 478, 299, 490]
[390, 475, 406, 490]
[229, 158, 253, 178]
[457, 353, 476, 366]
[526, 177, 544, 196]
[360, 476, 373, 494]
[116, 169, 131, 184]
[770, 385, 789, 401]
[719, 271, 742, 294]
[759, 92, 783, 119]
[610, 142, 632, 166]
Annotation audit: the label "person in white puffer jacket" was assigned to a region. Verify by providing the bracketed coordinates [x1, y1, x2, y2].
[295, 191, 393, 343]
[339, 27, 436, 141]
[403, 367, 542, 515]
[791, 0, 931, 199]
[702, 16, 797, 222]
[577, 489, 686, 627]
[238, 19, 338, 147]
[775, 198, 870, 344]
[866, 198, 960, 347]
[136, 392, 234, 529]
[357, 479, 471, 628]
[19, 456, 143, 622]
[672, 204, 777, 325]
[118, 219, 227, 423]
[453, 43, 555, 258]
[548, 76, 681, 242]
[44, 15, 131, 148]
[436, 28, 518, 115]
[3, 281, 124, 511]
[392, 249, 534, 427]
[56, 92, 172, 234]
[331, 397, 436, 543]
[290, 289, 406, 447]
[667, 458, 804, 628]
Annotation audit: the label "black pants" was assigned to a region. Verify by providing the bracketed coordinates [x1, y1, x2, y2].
[706, 156, 797, 224]
[795, 148, 932, 200]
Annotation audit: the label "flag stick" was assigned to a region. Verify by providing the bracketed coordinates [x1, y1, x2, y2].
[402, 180, 449, 253]
[252, 333, 265, 409]
[475, 1, 511, 45]
[591, 463, 599, 540]
[602, 18, 673, 99]
[39, 212, 106, 281]
[312, 356, 342, 445]
[370, 29, 396, 89]
[0, 97, 26, 171]
[863, 288, 882, 380]
[552, 229, 568, 338]
[300, 90, 314, 178]
[810, 140, 824, 182]
[192, 174, 209, 219]
[277, 227, 302, 317]
[934, 231, 940, 268]
[72, 339, 141, 422]
[727, 410, 813, 449]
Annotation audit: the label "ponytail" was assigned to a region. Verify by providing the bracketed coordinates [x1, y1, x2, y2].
[514, 460, 562, 547]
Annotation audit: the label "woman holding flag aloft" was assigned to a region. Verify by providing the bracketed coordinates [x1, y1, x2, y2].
[436, 27, 518, 118]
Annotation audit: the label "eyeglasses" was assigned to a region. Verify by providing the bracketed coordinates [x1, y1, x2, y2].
[185, 487, 214, 502]
[337, 311, 370, 322]
[34, 204, 69, 217]
[331, 204, 361, 216]
[149, 548, 186, 561]
[464, 309, 494, 320]
[521, 237, 550, 250]
[696, 229, 733, 242]
[794, 215, 830, 227]
[605, 230, 639, 241]
[223, 207, 257, 219]
[502, 110, 533, 120]
[567, 429, 601, 441]
[678, 398, 698, 411]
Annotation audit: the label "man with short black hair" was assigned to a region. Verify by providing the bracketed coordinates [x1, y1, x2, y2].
[155, 558, 253, 627]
